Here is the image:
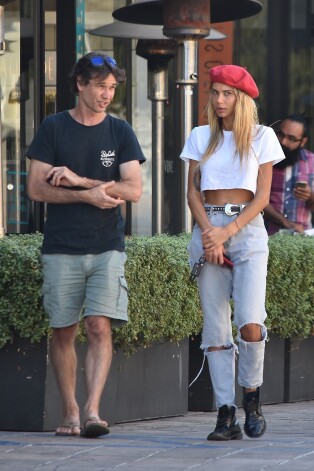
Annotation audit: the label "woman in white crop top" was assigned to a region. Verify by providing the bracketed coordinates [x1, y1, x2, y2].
[180, 65, 285, 442]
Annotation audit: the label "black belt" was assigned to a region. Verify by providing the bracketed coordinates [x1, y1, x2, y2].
[205, 203, 247, 216]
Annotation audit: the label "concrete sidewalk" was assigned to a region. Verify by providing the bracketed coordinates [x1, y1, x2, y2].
[0, 401, 313, 471]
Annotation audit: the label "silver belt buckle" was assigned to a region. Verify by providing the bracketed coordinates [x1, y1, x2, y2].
[225, 203, 240, 216]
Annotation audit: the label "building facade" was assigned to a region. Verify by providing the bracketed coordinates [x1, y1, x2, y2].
[0, 0, 313, 236]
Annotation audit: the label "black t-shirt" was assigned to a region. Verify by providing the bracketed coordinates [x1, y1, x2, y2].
[27, 111, 146, 254]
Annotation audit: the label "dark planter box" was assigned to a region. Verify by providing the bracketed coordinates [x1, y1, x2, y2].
[189, 333, 286, 411]
[284, 336, 314, 402]
[188, 334, 215, 411]
[0, 337, 188, 431]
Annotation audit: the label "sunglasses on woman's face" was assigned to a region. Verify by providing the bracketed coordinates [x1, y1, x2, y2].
[88, 55, 117, 68]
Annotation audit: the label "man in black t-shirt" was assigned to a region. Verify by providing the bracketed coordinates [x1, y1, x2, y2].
[27, 52, 146, 438]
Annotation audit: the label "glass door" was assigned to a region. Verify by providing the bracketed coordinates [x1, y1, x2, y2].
[0, 0, 38, 234]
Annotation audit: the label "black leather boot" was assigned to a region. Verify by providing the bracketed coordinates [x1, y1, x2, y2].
[242, 387, 266, 438]
[207, 405, 243, 441]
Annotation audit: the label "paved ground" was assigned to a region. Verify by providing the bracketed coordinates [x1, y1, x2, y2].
[0, 401, 313, 471]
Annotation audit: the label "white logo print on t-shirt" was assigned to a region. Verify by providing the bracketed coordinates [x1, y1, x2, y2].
[100, 150, 115, 167]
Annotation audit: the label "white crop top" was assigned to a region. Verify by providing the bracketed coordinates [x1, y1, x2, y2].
[180, 125, 285, 194]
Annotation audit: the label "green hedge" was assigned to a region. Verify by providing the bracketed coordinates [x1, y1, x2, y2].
[0, 233, 202, 353]
[265, 233, 314, 338]
[0, 232, 313, 353]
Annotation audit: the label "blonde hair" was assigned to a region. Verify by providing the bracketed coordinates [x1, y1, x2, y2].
[201, 87, 259, 165]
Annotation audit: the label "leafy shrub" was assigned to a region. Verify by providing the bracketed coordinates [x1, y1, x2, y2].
[0, 233, 202, 353]
[0, 232, 313, 353]
[0, 233, 48, 348]
[266, 233, 314, 338]
[113, 234, 202, 352]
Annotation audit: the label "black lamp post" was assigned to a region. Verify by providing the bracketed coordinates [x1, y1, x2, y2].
[113, 0, 262, 233]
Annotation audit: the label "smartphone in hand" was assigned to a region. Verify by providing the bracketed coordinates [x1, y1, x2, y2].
[295, 181, 307, 189]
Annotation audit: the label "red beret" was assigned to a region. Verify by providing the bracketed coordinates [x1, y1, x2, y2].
[209, 64, 259, 99]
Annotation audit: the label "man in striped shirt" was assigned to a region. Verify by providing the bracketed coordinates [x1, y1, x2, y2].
[264, 115, 314, 235]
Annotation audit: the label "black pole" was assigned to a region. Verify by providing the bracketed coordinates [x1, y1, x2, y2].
[56, 0, 76, 112]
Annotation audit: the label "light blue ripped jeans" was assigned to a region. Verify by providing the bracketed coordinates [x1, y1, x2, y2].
[188, 209, 268, 408]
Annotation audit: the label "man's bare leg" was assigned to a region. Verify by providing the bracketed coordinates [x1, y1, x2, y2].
[50, 323, 80, 436]
[82, 316, 112, 432]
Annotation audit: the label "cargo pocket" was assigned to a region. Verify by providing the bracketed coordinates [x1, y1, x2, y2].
[117, 275, 128, 315]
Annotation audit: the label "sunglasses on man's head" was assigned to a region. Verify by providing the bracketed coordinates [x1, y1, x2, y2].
[88, 55, 117, 68]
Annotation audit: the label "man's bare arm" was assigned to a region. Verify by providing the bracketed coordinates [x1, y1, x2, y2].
[27, 159, 124, 209]
[105, 161, 143, 203]
[263, 203, 304, 232]
[46, 160, 142, 203]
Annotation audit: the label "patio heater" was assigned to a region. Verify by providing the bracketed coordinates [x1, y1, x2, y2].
[89, 23, 225, 234]
[0, 0, 15, 238]
[136, 39, 176, 234]
[113, 0, 262, 233]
